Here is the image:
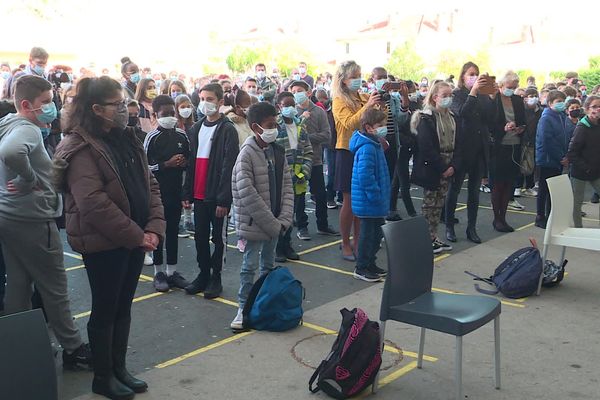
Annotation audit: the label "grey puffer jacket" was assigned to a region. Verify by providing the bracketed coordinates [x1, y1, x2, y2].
[232, 136, 293, 241]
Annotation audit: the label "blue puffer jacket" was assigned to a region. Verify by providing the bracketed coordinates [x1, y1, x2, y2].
[350, 131, 390, 218]
[535, 107, 572, 170]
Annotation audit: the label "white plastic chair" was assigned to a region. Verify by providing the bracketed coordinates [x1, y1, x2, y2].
[536, 174, 600, 294]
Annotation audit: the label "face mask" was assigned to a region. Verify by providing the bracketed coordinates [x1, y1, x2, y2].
[565, 96, 573, 103]
[293, 91, 308, 105]
[541, 98, 547, 106]
[502, 88, 514, 97]
[40, 127, 51, 140]
[258, 125, 278, 143]
[146, 89, 157, 99]
[256, 71, 266, 80]
[170, 75, 178, 81]
[418, 91, 426, 98]
[32, 64, 45, 75]
[281, 106, 298, 119]
[569, 109, 582, 118]
[157, 116, 178, 129]
[178, 107, 193, 119]
[408, 93, 418, 102]
[248, 88, 258, 95]
[293, 74, 301, 81]
[199, 100, 218, 116]
[348, 78, 362, 91]
[104, 108, 129, 130]
[130, 72, 140, 84]
[553, 102, 566, 112]
[526, 97, 538, 106]
[60, 82, 71, 91]
[33, 102, 57, 123]
[581, 90, 587, 96]
[299, 67, 307, 74]
[375, 79, 387, 91]
[316, 83, 324, 89]
[145, 74, 152, 79]
[375, 126, 388, 138]
[465, 76, 477, 88]
[438, 97, 452, 109]
[155, 79, 162, 88]
[1, 71, 10, 80]
[361, 87, 369, 93]
[171, 91, 181, 99]
[127, 116, 139, 127]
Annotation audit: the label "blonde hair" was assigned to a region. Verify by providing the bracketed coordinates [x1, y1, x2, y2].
[331, 60, 362, 108]
[499, 70, 519, 86]
[423, 81, 452, 108]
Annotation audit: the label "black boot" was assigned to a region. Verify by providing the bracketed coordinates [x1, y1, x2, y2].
[203, 272, 223, 300]
[113, 318, 147, 393]
[466, 226, 482, 244]
[445, 225, 457, 242]
[184, 270, 209, 295]
[88, 325, 135, 400]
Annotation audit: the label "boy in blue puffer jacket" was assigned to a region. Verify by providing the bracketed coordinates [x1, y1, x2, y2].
[350, 108, 390, 282]
[535, 90, 572, 228]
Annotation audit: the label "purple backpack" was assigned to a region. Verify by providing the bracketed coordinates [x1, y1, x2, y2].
[309, 308, 382, 399]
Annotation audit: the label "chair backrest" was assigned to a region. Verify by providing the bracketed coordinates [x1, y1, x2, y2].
[380, 217, 433, 321]
[545, 174, 574, 244]
[0, 309, 58, 400]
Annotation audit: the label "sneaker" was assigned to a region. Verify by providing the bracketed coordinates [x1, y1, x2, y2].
[317, 226, 339, 236]
[143, 253, 153, 266]
[203, 274, 223, 299]
[184, 273, 209, 295]
[167, 271, 189, 289]
[353, 268, 382, 282]
[336, 199, 344, 207]
[591, 193, 600, 204]
[177, 225, 190, 238]
[368, 265, 387, 277]
[434, 238, 452, 252]
[523, 188, 538, 197]
[63, 343, 93, 370]
[153, 272, 170, 292]
[480, 184, 491, 193]
[508, 200, 525, 211]
[296, 228, 311, 240]
[275, 251, 287, 263]
[284, 246, 300, 260]
[327, 200, 338, 209]
[185, 221, 195, 234]
[230, 308, 245, 330]
[432, 240, 443, 254]
[513, 188, 523, 197]
[385, 212, 403, 222]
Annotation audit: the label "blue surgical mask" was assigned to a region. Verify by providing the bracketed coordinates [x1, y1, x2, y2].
[34, 102, 57, 124]
[40, 127, 51, 140]
[171, 91, 181, 99]
[375, 79, 387, 91]
[553, 102, 566, 112]
[391, 91, 401, 99]
[293, 74, 301, 81]
[281, 106, 298, 119]
[130, 72, 140, 84]
[502, 88, 514, 97]
[439, 97, 453, 109]
[348, 78, 362, 91]
[293, 91, 308, 105]
[32, 64, 45, 75]
[1, 71, 10, 80]
[565, 96, 573, 103]
[375, 126, 388, 138]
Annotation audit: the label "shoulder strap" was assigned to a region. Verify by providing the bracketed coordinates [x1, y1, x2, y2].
[309, 360, 326, 393]
[474, 283, 500, 295]
[464, 270, 493, 284]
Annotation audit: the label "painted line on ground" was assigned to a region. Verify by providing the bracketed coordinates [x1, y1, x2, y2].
[288, 259, 355, 276]
[516, 222, 535, 231]
[66, 264, 85, 271]
[298, 239, 343, 255]
[73, 292, 165, 320]
[64, 251, 82, 260]
[376, 361, 419, 388]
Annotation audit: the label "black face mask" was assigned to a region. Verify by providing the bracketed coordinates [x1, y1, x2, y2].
[127, 116, 139, 127]
[569, 109, 582, 119]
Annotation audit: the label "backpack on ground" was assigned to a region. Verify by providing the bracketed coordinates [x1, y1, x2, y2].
[309, 308, 382, 399]
[465, 239, 542, 298]
[242, 266, 303, 332]
[542, 259, 567, 287]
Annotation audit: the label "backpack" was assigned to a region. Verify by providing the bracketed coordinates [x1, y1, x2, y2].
[309, 308, 382, 399]
[242, 266, 303, 332]
[542, 259, 567, 287]
[465, 245, 542, 299]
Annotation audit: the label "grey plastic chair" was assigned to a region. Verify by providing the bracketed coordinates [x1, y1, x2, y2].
[372, 217, 501, 400]
[0, 309, 58, 400]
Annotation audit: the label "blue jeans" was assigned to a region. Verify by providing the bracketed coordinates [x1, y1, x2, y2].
[237, 237, 278, 309]
[356, 218, 384, 270]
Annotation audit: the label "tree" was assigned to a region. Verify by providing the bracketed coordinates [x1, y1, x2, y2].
[385, 42, 425, 82]
[226, 46, 260, 74]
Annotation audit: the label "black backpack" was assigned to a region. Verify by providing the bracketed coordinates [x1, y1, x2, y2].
[309, 308, 382, 399]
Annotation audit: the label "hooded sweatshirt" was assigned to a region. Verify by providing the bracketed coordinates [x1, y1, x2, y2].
[0, 113, 62, 221]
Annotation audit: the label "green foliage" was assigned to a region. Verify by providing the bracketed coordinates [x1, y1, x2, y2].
[226, 46, 260, 74]
[588, 55, 600, 70]
[385, 41, 425, 81]
[579, 69, 600, 89]
[549, 71, 567, 82]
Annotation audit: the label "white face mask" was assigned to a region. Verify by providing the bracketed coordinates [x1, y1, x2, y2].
[199, 101, 218, 116]
[258, 125, 278, 143]
[157, 116, 178, 129]
[178, 107, 193, 119]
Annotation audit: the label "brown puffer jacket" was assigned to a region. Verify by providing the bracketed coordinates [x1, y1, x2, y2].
[53, 126, 165, 254]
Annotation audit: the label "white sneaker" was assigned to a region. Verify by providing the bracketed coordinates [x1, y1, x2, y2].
[508, 200, 525, 211]
[523, 188, 538, 197]
[230, 308, 244, 330]
[513, 188, 522, 197]
[144, 253, 153, 266]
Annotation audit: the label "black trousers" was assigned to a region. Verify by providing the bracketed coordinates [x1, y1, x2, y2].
[193, 200, 226, 277]
[536, 166, 562, 218]
[391, 145, 416, 215]
[298, 165, 329, 230]
[0, 244, 5, 310]
[153, 199, 182, 266]
[84, 248, 144, 329]
[445, 159, 484, 228]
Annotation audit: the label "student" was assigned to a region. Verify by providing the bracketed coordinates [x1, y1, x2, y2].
[349, 108, 390, 282]
[255, 63, 278, 103]
[175, 94, 195, 131]
[4, 47, 49, 99]
[169, 80, 187, 99]
[0, 75, 91, 369]
[126, 99, 147, 143]
[515, 87, 542, 197]
[289, 80, 338, 238]
[244, 78, 259, 98]
[223, 89, 254, 146]
[144, 95, 191, 292]
[274, 91, 313, 261]
[182, 83, 239, 299]
[534, 90, 571, 228]
[230, 102, 294, 330]
[298, 61, 315, 89]
[315, 88, 342, 209]
[568, 95, 600, 227]
[120, 57, 140, 99]
[411, 81, 461, 254]
[134, 78, 158, 134]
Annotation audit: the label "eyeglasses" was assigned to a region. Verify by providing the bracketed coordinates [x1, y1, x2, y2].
[101, 100, 127, 110]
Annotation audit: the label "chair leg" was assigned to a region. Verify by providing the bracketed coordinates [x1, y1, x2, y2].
[559, 246, 567, 266]
[536, 244, 550, 295]
[494, 316, 501, 390]
[417, 327, 426, 369]
[455, 336, 463, 400]
[372, 321, 386, 394]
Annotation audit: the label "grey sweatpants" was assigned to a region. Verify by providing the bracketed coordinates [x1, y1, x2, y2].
[0, 216, 82, 351]
[572, 178, 600, 228]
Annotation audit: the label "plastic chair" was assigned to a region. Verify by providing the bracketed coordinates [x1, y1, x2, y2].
[372, 217, 501, 400]
[0, 309, 58, 400]
[536, 174, 600, 295]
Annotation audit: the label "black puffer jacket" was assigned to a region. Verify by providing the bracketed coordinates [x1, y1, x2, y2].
[568, 116, 600, 181]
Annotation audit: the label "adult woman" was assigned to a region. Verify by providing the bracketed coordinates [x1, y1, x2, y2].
[174, 94, 196, 131]
[120, 57, 140, 99]
[331, 60, 380, 261]
[134, 78, 158, 133]
[411, 82, 461, 254]
[568, 95, 600, 227]
[445, 62, 496, 244]
[54, 76, 164, 399]
[490, 71, 526, 232]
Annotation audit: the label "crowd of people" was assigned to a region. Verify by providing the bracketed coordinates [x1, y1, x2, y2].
[0, 46, 599, 400]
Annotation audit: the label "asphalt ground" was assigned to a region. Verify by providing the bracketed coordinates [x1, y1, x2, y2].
[54, 182, 600, 400]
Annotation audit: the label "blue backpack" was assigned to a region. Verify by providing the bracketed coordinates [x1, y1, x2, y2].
[465, 246, 542, 299]
[242, 266, 304, 331]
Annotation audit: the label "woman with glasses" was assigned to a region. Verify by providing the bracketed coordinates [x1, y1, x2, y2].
[54, 76, 165, 399]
